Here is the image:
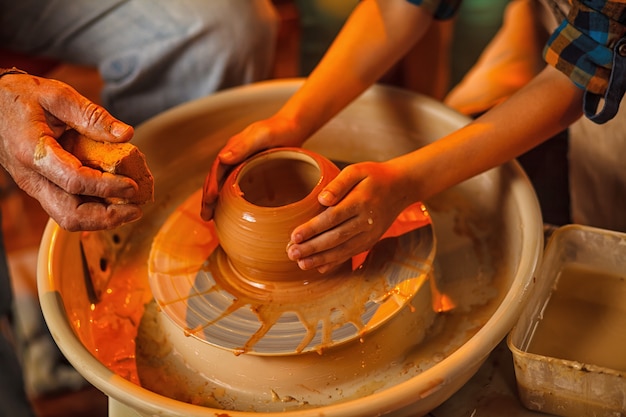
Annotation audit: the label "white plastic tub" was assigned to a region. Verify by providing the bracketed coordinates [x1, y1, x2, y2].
[508, 224, 626, 417]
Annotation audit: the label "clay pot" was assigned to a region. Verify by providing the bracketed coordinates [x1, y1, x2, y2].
[213, 147, 340, 283]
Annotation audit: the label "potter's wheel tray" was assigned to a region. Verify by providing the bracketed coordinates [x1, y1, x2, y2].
[148, 189, 435, 355]
[38, 80, 544, 417]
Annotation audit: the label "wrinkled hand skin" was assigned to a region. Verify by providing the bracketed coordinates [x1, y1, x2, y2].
[0, 72, 142, 231]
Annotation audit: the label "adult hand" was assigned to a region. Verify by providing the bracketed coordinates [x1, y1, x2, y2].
[0, 71, 141, 231]
[201, 114, 305, 220]
[286, 160, 411, 273]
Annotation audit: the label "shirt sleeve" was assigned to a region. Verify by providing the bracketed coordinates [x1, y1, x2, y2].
[405, 0, 462, 20]
[543, 0, 626, 122]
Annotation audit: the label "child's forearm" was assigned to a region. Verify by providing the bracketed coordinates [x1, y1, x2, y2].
[401, 65, 584, 203]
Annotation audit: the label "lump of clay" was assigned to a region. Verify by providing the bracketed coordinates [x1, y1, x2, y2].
[59, 129, 154, 204]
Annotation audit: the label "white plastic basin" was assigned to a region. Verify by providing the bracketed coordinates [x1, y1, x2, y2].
[38, 79, 543, 417]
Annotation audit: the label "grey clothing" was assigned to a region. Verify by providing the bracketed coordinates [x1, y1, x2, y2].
[0, 0, 278, 125]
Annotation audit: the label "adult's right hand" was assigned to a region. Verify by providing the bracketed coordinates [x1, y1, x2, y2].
[201, 114, 305, 221]
[0, 71, 142, 231]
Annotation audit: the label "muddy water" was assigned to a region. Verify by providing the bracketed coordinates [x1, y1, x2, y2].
[527, 264, 626, 371]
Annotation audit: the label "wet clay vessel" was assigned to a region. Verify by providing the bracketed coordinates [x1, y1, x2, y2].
[148, 147, 436, 356]
[213, 147, 340, 284]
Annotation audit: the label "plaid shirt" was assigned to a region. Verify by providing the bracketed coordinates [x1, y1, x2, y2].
[545, 1, 626, 121]
[545, 1, 626, 94]
[407, 0, 626, 122]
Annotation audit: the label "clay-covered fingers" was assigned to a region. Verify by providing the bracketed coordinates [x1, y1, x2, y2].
[216, 123, 272, 165]
[218, 116, 305, 165]
[202, 116, 307, 221]
[287, 206, 378, 273]
[288, 164, 374, 246]
[41, 78, 134, 143]
[24, 173, 142, 231]
[200, 122, 277, 221]
[201, 157, 230, 221]
[48, 197, 142, 231]
[0, 74, 143, 231]
[31, 134, 138, 201]
[286, 161, 407, 273]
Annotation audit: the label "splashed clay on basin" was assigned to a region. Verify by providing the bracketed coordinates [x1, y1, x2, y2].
[38, 79, 543, 417]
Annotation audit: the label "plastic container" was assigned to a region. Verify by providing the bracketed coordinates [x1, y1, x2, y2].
[508, 224, 626, 417]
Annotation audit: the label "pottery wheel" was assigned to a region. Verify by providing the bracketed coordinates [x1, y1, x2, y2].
[148, 188, 435, 355]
